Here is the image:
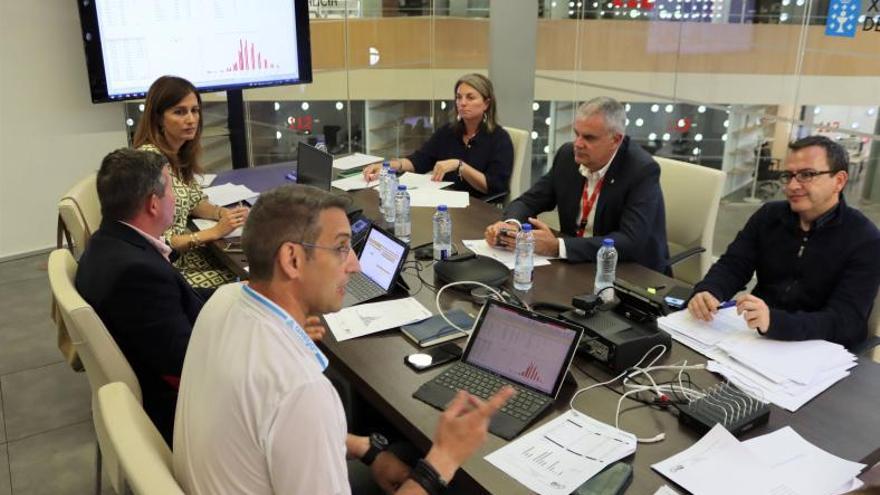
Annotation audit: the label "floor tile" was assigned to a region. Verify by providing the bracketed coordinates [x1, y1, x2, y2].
[0, 253, 48, 287]
[1, 363, 90, 442]
[0, 279, 63, 376]
[0, 444, 10, 495]
[7, 421, 112, 495]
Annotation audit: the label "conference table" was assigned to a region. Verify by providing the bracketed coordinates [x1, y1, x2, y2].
[210, 164, 880, 494]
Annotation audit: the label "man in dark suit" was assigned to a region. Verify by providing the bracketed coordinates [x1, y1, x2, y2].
[485, 97, 669, 272]
[76, 148, 209, 444]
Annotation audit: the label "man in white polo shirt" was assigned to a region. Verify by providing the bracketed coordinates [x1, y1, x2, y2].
[174, 184, 513, 494]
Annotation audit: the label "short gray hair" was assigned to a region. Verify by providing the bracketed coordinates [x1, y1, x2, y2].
[242, 184, 351, 281]
[576, 97, 627, 136]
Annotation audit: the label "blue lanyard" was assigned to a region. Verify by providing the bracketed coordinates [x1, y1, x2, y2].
[242, 285, 328, 371]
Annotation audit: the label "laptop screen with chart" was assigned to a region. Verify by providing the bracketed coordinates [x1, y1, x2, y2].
[463, 301, 581, 396]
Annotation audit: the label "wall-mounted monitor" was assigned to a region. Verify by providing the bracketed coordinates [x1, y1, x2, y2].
[77, 0, 312, 103]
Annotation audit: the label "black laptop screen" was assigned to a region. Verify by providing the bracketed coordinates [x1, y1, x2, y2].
[359, 227, 406, 291]
[296, 142, 332, 190]
[463, 302, 580, 395]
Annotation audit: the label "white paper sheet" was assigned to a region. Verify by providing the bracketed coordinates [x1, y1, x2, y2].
[397, 172, 453, 190]
[743, 427, 865, 495]
[324, 297, 432, 342]
[653, 486, 681, 495]
[191, 219, 242, 238]
[652, 424, 786, 495]
[202, 183, 258, 206]
[408, 189, 470, 208]
[461, 239, 553, 269]
[332, 153, 385, 170]
[194, 173, 216, 187]
[332, 174, 380, 191]
[485, 410, 636, 495]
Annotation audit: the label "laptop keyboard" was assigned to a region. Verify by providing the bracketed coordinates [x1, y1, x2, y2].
[434, 363, 550, 421]
[346, 273, 384, 301]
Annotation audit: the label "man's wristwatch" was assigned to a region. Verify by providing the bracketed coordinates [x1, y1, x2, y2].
[410, 458, 448, 495]
[361, 433, 389, 466]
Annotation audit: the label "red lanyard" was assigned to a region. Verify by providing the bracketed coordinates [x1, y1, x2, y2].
[577, 177, 604, 237]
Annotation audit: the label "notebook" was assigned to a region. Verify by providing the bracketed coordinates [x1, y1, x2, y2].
[342, 224, 409, 308]
[413, 299, 583, 439]
[400, 309, 475, 347]
[296, 142, 333, 190]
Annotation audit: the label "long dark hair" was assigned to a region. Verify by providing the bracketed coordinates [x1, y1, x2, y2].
[132, 75, 203, 183]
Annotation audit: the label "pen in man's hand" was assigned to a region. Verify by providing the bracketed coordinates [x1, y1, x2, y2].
[717, 300, 736, 310]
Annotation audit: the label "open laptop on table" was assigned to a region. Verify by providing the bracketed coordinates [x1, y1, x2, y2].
[342, 224, 409, 308]
[296, 142, 333, 190]
[413, 299, 583, 440]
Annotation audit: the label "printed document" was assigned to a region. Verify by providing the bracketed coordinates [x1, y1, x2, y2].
[191, 219, 242, 238]
[332, 153, 385, 170]
[462, 239, 553, 269]
[486, 410, 636, 495]
[325, 297, 432, 342]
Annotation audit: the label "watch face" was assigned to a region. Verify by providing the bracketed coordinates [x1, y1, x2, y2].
[371, 433, 389, 450]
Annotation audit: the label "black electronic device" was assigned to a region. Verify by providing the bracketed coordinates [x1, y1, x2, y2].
[561, 280, 672, 372]
[77, 0, 313, 103]
[297, 142, 334, 190]
[677, 382, 770, 437]
[342, 225, 409, 307]
[414, 299, 583, 440]
[404, 343, 463, 372]
[572, 462, 633, 495]
[433, 255, 509, 288]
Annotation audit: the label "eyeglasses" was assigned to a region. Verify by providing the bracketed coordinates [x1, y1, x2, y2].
[777, 170, 837, 185]
[290, 241, 353, 261]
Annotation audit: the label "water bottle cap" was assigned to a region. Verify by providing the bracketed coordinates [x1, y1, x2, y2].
[603, 238, 614, 247]
[437, 204, 447, 211]
[521, 223, 533, 232]
[382, 161, 390, 168]
[397, 185, 407, 191]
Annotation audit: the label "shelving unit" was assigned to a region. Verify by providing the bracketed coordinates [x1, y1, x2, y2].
[722, 106, 775, 198]
[365, 100, 432, 159]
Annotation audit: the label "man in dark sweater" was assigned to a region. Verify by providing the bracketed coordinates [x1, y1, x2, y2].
[689, 136, 880, 349]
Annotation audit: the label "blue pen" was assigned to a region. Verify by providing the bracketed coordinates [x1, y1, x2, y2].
[717, 300, 736, 310]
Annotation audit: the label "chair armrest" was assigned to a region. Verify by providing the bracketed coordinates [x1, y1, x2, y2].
[667, 246, 706, 267]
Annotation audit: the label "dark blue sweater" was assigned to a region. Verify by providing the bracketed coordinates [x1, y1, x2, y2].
[694, 199, 880, 349]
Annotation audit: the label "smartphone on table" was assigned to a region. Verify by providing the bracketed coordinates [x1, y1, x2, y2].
[404, 343, 462, 372]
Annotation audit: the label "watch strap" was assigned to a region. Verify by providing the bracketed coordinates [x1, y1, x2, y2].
[410, 458, 448, 495]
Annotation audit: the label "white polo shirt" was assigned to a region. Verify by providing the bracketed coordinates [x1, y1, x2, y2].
[174, 283, 350, 495]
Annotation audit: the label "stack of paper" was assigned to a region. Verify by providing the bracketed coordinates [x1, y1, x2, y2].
[461, 239, 554, 270]
[408, 189, 469, 208]
[331, 174, 379, 191]
[653, 424, 864, 495]
[202, 183, 258, 206]
[657, 308, 857, 411]
[396, 172, 453, 191]
[486, 410, 637, 495]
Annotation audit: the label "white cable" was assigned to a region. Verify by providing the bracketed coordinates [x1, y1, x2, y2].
[434, 280, 506, 333]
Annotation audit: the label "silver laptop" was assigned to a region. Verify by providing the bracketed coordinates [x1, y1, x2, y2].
[342, 225, 409, 307]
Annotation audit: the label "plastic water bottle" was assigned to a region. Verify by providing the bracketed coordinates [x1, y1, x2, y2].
[513, 223, 535, 291]
[432, 205, 452, 261]
[594, 238, 618, 303]
[383, 167, 398, 223]
[378, 161, 390, 215]
[394, 185, 411, 243]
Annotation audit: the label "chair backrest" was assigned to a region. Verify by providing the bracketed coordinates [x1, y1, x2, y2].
[58, 174, 101, 259]
[505, 126, 530, 203]
[655, 157, 726, 285]
[47, 249, 140, 399]
[97, 383, 184, 495]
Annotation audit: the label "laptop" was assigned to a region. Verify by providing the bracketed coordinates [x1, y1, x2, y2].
[342, 224, 409, 307]
[413, 299, 584, 440]
[296, 142, 333, 190]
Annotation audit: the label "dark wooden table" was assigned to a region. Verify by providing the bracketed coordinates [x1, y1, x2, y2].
[208, 170, 880, 494]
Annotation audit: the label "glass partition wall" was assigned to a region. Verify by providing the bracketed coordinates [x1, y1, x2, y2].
[123, 0, 879, 231]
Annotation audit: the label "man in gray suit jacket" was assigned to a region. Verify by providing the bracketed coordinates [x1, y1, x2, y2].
[485, 97, 669, 273]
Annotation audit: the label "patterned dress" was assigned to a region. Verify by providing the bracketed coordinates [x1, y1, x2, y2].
[138, 144, 237, 288]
